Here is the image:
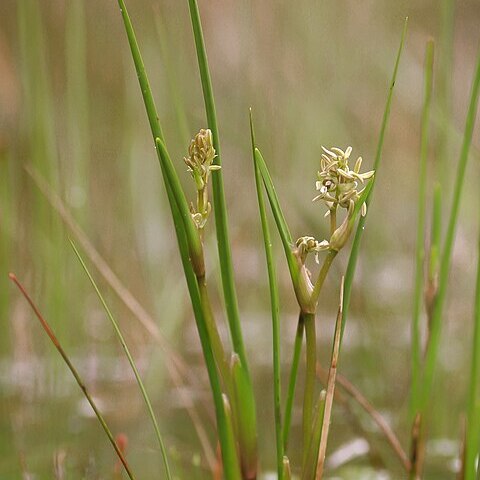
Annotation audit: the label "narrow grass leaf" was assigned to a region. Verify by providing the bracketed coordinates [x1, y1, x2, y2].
[254, 147, 299, 287]
[429, 182, 442, 282]
[186, 0, 246, 368]
[155, 138, 203, 274]
[342, 17, 408, 341]
[420, 40, 480, 412]
[70, 240, 172, 480]
[250, 110, 283, 479]
[153, 9, 190, 145]
[410, 40, 435, 419]
[9, 273, 137, 480]
[283, 314, 304, 451]
[231, 354, 258, 480]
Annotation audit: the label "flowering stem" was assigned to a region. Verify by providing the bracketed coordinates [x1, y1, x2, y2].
[311, 250, 337, 306]
[197, 275, 230, 386]
[303, 312, 317, 466]
[329, 207, 337, 237]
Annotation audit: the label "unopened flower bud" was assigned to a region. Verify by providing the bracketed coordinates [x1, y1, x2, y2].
[329, 200, 355, 251]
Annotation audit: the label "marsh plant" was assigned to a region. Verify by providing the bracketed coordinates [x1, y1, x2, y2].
[8, 1, 480, 480]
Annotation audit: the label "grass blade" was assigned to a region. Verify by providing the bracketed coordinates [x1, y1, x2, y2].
[302, 312, 317, 467]
[410, 40, 435, 419]
[117, 0, 164, 141]
[230, 354, 258, 479]
[153, 9, 190, 145]
[419, 40, 480, 412]
[250, 111, 283, 479]
[155, 138, 204, 276]
[186, 0, 246, 367]
[69, 240, 172, 480]
[283, 314, 304, 452]
[9, 273, 137, 480]
[342, 17, 408, 340]
[253, 147, 299, 289]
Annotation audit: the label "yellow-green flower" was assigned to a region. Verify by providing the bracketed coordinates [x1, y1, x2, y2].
[312, 145, 373, 217]
[184, 128, 220, 229]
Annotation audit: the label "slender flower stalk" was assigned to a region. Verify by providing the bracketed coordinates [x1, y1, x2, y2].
[303, 312, 317, 467]
[255, 141, 374, 468]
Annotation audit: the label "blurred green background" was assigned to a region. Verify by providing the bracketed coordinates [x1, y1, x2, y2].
[1, 0, 479, 478]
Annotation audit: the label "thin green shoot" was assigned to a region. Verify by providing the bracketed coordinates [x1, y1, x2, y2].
[153, 8, 190, 145]
[342, 17, 408, 341]
[250, 110, 283, 479]
[437, 0, 455, 194]
[419, 41, 480, 412]
[283, 314, 304, 452]
[429, 183, 442, 283]
[303, 312, 316, 467]
[253, 147, 299, 290]
[410, 40, 434, 420]
[69, 239, 172, 480]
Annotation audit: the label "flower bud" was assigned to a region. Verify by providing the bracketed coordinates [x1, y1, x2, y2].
[329, 200, 355, 251]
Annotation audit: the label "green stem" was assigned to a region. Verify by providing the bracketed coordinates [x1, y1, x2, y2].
[428, 183, 442, 283]
[341, 18, 408, 343]
[251, 111, 283, 479]
[329, 208, 337, 237]
[198, 276, 230, 386]
[419, 40, 480, 413]
[311, 250, 337, 305]
[410, 40, 434, 420]
[303, 312, 316, 466]
[283, 313, 304, 451]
